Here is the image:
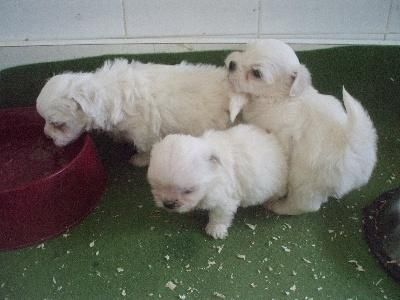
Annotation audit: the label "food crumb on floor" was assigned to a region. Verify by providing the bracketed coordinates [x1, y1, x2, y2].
[213, 291, 226, 299]
[165, 281, 176, 290]
[348, 260, 366, 272]
[236, 254, 246, 260]
[213, 244, 224, 254]
[302, 258, 312, 264]
[246, 223, 256, 230]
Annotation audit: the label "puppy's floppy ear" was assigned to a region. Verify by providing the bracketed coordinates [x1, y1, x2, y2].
[229, 94, 249, 123]
[289, 64, 311, 97]
[71, 79, 108, 125]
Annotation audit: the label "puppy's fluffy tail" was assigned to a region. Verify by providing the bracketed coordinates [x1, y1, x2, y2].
[338, 87, 377, 196]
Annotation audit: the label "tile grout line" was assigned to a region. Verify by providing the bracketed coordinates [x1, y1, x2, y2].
[257, 0, 262, 38]
[384, 0, 394, 41]
[121, 0, 128, 37]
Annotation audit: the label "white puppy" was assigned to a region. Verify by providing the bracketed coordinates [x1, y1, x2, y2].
[226, 39, 377, 215]
[147, 124, 288, 239]
[36, 59, 232, 166]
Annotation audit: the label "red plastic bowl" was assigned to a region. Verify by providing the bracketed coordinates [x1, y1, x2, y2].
[0, 107, 107, 250]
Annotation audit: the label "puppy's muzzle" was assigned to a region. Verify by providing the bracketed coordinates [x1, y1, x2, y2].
[163, 200, 178, 210]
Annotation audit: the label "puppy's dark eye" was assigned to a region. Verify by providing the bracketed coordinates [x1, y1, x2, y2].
[228, 61, 236, 72]
[183, 188, 195, 195]
[51, 122, 66, 131]
[252, 69, 262, 79]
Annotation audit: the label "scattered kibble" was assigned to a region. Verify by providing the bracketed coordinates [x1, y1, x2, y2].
[213, 291, 226, 299]
[246, 223, 256, 231]
[214, 245, 224, 254]
[165, 281, 176, 290]
[348, 260, 365, 272]
[302, 258, 312, 264]
[237, 254, 246, 260]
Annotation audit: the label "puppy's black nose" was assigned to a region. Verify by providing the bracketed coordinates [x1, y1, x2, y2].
[163, 201, 177, 209]
[228, 61, 236, 72]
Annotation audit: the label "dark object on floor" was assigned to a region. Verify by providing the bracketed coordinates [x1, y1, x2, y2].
[0, 107, 107, 250]
[363, 187, 400, 281]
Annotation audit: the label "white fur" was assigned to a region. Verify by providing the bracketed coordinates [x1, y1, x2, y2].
[36, 59, 232, 166]
[147, 124, 288, 239]
[226, 39, 378, 215]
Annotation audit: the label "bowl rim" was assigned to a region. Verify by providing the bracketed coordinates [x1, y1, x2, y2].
[0, 106, 91, 194]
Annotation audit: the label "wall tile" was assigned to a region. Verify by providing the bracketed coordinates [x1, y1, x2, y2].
[388, 0, 400, 33]
[124, 0, 258, 37]
[260, 0, 391, 34]
[0, 0, 124, 41]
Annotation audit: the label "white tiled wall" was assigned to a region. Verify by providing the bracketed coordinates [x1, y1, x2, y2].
[1, 0, 399, 43]
[0, 0, 399, 70]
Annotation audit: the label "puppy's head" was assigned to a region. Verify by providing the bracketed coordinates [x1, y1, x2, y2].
[147, 134, 220, 213]
[36, 73, 98, 147]
[225, 39, 311, 99]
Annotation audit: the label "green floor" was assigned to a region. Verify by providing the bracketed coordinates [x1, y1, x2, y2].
[1, 46, 400, 299]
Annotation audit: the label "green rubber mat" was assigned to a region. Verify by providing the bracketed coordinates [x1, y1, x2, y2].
[0, 46, 399, 299]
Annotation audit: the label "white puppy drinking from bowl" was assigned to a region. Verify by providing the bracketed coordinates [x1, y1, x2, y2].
[36, 59, 232, 166]
[147, 124, 288, 239]
[226, 39, 377, 215]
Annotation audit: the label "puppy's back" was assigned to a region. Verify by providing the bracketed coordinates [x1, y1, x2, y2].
[204, 124, 288, 206]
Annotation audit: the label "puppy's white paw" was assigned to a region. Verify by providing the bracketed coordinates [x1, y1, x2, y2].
[205, 223, 228, 239]
[129, 152, 150, 167]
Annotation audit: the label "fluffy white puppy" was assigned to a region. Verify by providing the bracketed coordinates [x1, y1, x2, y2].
[147, 124, 288, 239]
[226, 39, 377, 215]
[36, 59, 232, 166]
